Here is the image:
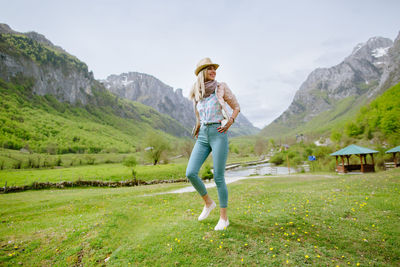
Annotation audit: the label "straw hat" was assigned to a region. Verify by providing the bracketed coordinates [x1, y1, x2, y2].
[194, 57, 219, 76]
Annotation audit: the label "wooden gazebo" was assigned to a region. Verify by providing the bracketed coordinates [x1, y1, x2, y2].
[330, 144, 378, 173]
[385, 145, 400, 168]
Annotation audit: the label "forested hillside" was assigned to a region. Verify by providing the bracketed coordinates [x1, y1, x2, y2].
[340, 82, 400, 145]
[0, 28, 191, 154]
[0, 77, 185, 153]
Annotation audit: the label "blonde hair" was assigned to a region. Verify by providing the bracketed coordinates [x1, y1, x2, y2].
[189, 69, 206, 102]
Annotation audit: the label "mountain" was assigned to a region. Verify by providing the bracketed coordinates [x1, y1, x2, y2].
[101, 72, 260, 136]
[0, 23, 188, 153]
[101, 72, 196, 131]
[378, 32, 400, 92]
[343, 82, 400, 145]
[260, 34, 399, 140]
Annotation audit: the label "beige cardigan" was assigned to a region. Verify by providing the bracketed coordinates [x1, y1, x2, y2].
[192, 82, 240, 135]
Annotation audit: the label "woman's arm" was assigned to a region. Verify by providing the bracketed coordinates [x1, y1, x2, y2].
[221, 82, 240, 119]
[217, 83, 240, 133]
[192, 101, 201, 138]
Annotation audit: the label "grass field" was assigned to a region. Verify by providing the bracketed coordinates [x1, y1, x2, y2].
[1, 168, 399, 266]
[0, 163, 188, 186]
[0, 154, 262, 187]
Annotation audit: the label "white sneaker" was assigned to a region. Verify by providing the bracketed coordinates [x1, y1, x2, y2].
[198, 201, 216, 221]
[214, 218, 229, 231]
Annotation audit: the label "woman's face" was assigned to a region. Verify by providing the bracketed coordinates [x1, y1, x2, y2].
[204, 66, 216, 81]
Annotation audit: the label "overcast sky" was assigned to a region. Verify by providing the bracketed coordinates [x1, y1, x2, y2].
[1, 0, 399, 128]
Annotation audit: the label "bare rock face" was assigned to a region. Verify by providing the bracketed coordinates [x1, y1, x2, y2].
[101, 72, 259, 135]
[0, 51, 95, 105]
[0, 23, 190, 138]
[275, 36, 393, 125]
[101, 72, 196, 130]
[0, 23, 96, 105]
[378, 31, 400, 93]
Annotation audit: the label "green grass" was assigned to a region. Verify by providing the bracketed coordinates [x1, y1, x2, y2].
[0, 163, 189, 186]
[0, 77, 187, 154]
[1, 169, 399, 266]
[0, 152, 261, 187]
[0, 148, 134, 169]
[261, 95, 368, 140]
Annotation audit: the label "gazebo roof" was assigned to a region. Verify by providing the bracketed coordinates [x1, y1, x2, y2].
[386, 145, 400, 153]
[330, 144, 378, 156]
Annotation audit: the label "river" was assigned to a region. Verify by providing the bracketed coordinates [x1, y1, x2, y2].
[144, 162, 296, 195]
[225, 162, 296, 177]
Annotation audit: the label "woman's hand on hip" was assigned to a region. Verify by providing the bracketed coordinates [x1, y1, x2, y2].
[217, 119, 233, 134]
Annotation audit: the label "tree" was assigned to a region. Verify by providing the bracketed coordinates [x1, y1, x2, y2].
[123, 155, 138, 178]
[180, 139, 194, 158]
[345, 122, 364, 137]
[330, 130, 342, 144]
[269, 139, 276, 150]
[145, 132, 170, 165]
[254, 137, 266, 156]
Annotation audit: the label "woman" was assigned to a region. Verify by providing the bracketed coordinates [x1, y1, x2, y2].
[186, 57, 240, 230]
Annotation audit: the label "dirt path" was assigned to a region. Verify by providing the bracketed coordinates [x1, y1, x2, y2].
[142, 173, 338, 196]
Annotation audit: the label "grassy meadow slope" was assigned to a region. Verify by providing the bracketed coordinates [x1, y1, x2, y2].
[0, 77, 188, 154]
[0, 32, 191, 154]
[260, 81, 400, 145]
[260, 94, 369, 140]
[343, 82, 400, 144]
[0, 169, 399, 266]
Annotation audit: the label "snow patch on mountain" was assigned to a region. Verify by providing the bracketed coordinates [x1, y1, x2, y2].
[372, 47, 390, 58]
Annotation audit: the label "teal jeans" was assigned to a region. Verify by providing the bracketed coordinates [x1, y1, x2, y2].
[185, 123, 229, 208]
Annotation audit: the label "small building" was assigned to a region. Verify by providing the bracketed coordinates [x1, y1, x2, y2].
[385, 145, 400, 168]
[330, 144, 378, 173]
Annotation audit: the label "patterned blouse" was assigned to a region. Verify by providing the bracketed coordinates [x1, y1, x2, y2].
[194, 82, 240, 128]
[196, 92, 224, 125]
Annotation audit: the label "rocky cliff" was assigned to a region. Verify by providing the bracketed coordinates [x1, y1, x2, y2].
[0, 23, 97, 105]
[261, 33, 399, 138]
[0, 23, 188, 138]
[101, 72, 196, 130]
[101, 72, 260, 136]
[378, 31, 400, 93]
[278, 36, 392, 125]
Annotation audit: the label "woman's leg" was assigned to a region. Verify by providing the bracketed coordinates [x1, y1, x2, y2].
[185, 133, 211, 201]
[209, 125, 229, 218]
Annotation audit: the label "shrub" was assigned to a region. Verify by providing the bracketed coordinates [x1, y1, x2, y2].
[55, 157, 62, 166]
[123, 155, 138, 179]
[123, 155, 137, 167]
[13, 160, 22, 169]
[86, 156, 95, 165]
[201, 164, 214, 180]
[270, 153, 284, 165]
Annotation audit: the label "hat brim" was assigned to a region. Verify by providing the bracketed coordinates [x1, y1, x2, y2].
[195, 63, 219, 76]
